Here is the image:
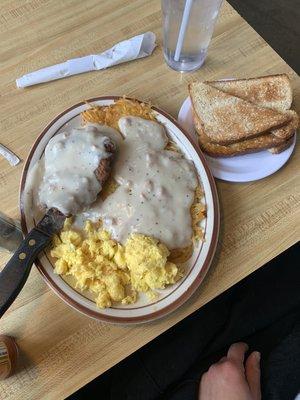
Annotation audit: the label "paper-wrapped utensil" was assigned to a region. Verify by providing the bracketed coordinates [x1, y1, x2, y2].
[16, 32, 156, 88]
[0, 144, 21, 166]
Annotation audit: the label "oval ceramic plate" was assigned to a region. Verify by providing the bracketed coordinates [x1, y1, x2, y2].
[20, 96, 220, 324]
[178, 97, 296, 182]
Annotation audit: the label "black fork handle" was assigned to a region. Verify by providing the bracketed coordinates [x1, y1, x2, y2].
[0, 228, 51, 318]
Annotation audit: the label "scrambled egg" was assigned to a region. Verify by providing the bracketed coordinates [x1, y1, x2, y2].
[125, 235, 180, 299]
[51, 219, 181, 308]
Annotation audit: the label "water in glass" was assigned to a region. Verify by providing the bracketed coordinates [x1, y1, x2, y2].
[162, 0, 223, 72]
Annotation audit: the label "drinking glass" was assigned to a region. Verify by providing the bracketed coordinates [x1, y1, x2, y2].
[161, 0, 223, 72]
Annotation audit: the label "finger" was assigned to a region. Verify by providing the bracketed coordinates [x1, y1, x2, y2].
[199, 373, 210, 398]
[217, 356, 227, 363]
[245, 351, 261, 400]
[227, 342, 249, 365]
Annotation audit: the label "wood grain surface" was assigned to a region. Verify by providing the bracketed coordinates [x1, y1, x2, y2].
[0, 1, 299, 399]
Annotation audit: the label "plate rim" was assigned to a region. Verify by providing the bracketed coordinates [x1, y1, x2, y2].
[19, 96, 220, 324]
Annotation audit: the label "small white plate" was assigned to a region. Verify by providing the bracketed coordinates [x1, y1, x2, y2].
[178, 97, 296, 182]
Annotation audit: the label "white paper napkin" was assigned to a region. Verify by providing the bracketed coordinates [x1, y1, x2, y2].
[16, 32, 156, 88]
[0, 144, 21, 166]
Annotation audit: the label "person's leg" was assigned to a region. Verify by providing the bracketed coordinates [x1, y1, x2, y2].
[166, 307, 299, 400]
[262, 319, 300, 400]
[160, 242, 300, 400]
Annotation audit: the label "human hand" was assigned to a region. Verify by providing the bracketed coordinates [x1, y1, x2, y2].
[199, 342, 261, 400]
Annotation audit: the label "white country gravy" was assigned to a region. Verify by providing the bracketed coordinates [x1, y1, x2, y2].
[80, 116, 198, 249]
[37, 125, 117, 215]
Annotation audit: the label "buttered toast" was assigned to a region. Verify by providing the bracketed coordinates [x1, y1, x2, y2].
[189, 82, 290, 145]
[189, 75, 298, 156]
[208, 74, 292, 112]
[194, 117, 289, 157]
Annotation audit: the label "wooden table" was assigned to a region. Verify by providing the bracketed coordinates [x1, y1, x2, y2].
[0, 1, 299, 399]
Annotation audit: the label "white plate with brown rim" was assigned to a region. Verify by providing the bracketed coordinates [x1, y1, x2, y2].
[20, 96, 220, 324]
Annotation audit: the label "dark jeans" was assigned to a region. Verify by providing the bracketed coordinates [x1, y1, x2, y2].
[71, 242, 300, 400]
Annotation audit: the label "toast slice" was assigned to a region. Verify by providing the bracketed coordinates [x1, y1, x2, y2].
[270, 110, 298, 139]
[194, 112, 297, 157]
[194, 117, 288, 157]
[207, 74, 293, 111]
[268, 135, 295, 154]
[189, 82, 291, 145]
